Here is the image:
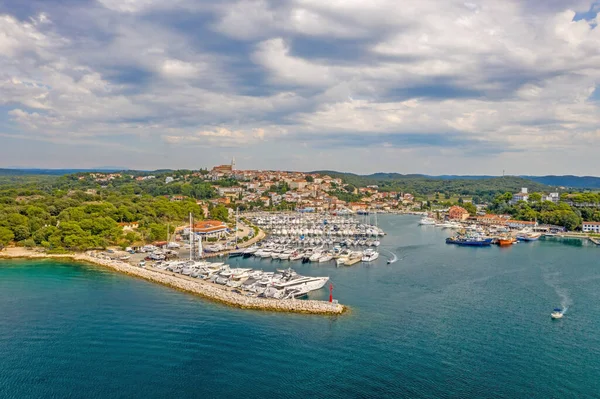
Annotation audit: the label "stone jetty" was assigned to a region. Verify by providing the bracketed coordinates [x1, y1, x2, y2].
[0, 248, 346, 315]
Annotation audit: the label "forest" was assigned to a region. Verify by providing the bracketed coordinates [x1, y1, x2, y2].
[0, 173, 226, 251]
[311, 171, 551, 202]
[487, 192, 600, 230]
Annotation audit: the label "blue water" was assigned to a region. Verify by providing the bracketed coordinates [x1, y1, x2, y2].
[2, 215, 600, 398]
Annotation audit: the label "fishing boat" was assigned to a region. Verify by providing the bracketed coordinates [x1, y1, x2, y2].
[517, 232, 542, 242]
[551, 308, 564, 319]
[446, 235, 493, 247]
[497, 237, 515, 246]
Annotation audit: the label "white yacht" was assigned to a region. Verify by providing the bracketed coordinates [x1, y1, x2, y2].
[274, 276, 329, 292]
[289, 250, 304, 261]
[419, 217, 436, 225]
[309, 250, 323, 262]
[362, 248, 380, 262]
[257, 248, 273, 258]
[551, 308, 564, 319]
[318, 252, 334, 263]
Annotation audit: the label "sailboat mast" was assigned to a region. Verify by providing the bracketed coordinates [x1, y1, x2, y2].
[189, 212, 193, 261]
[235, 207, 239, 247]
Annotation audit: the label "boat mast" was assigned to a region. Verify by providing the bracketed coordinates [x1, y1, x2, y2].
[235, 207, 239, 248]
[189, 212, 193, 261]
[198, 233, 203, 259]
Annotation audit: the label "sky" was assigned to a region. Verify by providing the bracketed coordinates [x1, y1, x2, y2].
[0, 0, 599, 175]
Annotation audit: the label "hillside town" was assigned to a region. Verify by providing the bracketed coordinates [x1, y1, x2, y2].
[82, 159, 417, 215]
[75, 161, 600, 237]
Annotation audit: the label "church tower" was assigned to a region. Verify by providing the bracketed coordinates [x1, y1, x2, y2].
[231, 157, 236, 171]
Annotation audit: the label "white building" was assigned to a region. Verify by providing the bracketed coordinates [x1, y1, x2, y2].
[542, 192, 560, 203]
[582, 221, 600, 233]
[510, 188, 529, 205]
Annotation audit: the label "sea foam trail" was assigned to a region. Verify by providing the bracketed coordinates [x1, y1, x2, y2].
[543, 271, 573, 313]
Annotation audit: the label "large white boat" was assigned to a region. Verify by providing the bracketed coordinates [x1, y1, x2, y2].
[362, 248, 379, 262]
[257, 248, 273, 258]
[275, 276, 329, 292]
[318, 252, 334, 263]
[309, 250, 323, 262]
[419, 217, 436, 225]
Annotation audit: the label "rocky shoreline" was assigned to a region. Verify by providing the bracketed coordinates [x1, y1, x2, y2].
[0, 248, 347, 315]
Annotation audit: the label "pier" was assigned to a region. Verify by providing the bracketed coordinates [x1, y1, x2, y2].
[0, 248, 346, 315]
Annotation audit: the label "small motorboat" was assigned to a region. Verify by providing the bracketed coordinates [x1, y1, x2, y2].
[551, 308, 564, 319]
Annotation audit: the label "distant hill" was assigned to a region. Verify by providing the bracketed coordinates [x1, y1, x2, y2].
[0, 168, 126, 176]
[522, 175, 600, 189]
[310, 171, 551, 199]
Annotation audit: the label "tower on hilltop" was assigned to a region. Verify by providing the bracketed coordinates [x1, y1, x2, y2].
[231, 157, 236, 170]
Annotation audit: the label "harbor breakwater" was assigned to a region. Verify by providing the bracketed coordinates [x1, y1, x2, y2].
[0, 248, 346, 315]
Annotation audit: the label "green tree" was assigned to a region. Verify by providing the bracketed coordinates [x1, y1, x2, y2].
[0, 227, 14, 249]
[305, 175, 314, 183]
[463, 202, 477, 215]
[12, 225, 31, 241]
[529, 192, 542, 202]
[209, 205, 229, 222]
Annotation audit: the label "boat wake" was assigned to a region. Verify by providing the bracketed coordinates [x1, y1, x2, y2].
[544, 271, 572, 314]
[383, 249, 398, 264]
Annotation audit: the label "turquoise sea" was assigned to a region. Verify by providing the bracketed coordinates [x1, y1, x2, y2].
[2, 215, 600, 398]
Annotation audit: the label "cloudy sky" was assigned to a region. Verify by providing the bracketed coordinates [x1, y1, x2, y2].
[1, 0, 599, 175]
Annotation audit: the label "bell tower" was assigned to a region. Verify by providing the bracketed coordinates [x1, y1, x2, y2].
[231, 157, 236, 170]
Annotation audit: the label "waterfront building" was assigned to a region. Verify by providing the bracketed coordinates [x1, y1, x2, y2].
[507, 220, 537, 229]
[474, 214, 509, 226]
[582, 221, 600, 233]
[448, 205, 470, 221]
[190, 220, 229, 238]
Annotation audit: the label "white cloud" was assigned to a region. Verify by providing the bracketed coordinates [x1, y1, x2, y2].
[162, 126, 277, 147]
[1, 0, 600, 174]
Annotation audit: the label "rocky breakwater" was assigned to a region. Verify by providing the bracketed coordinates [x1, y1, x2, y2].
[0, 248, 345, 315]
[82, 254, 346, 315]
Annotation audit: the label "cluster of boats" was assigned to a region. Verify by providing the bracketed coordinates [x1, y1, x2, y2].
[153, 260, 329, 300]
[252, 214, 386, 238]
[446, 230, 543, 247]
[236, 242, 380, 264]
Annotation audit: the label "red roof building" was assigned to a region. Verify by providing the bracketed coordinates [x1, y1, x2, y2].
[448, 205, 470, 221]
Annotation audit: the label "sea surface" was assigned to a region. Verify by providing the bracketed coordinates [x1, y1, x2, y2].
[2, 215, 600, 398]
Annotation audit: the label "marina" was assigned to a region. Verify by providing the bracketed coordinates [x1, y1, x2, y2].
[3, 213, 600, 398]
[0, 248, 345, 315]
[243, 213, 387, 265]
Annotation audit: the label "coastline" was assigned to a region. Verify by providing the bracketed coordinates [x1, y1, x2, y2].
[0, 248, 347, 316]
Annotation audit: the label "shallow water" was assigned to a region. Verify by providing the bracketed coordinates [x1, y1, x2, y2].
[2, 215, 599, 398]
